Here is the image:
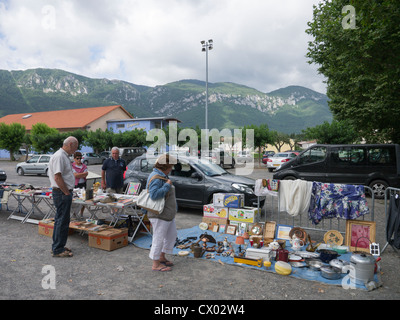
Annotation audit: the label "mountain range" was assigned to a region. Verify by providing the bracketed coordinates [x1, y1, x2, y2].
[0, 68, 331, 134]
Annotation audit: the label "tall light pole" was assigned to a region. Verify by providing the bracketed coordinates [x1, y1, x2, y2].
[201, 39, 213, 132]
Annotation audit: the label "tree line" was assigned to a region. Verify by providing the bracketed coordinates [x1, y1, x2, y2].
[0, 119, 363, 161]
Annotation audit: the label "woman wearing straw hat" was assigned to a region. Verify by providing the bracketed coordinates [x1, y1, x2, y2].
[146, 154, 178, 272]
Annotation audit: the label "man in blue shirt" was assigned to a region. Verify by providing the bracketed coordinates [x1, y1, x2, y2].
[101, 147, 126, 193]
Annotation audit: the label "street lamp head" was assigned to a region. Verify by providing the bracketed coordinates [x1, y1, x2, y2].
[201, 40, 205, 45]
[208, 39, 213, 44]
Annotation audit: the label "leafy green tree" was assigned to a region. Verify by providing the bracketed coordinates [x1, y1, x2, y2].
[270, 131, 290, 152]
[306, 0, 400, 143]
[85, 129, 114, 153]
[302, 120, 359, 144]
[30, 123, 60, 154]
[112, 129, 148, 148]
[242, 124, 273, 165]
[0, 122, 26, 160]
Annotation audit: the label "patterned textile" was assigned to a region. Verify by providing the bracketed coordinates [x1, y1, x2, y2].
[308, 182, 369, 225]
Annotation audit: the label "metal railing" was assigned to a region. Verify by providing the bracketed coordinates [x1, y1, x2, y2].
[382, 187, 400, 254]
[259, 186, 375, 236]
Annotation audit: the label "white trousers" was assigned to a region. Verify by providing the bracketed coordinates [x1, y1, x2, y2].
[149, 218, 177, 260]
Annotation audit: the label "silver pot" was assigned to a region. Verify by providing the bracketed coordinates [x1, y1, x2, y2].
[329, 259, 350, 273]
[343, 253, 376, 285]
[305, 258, 324, 271]
[320, 266, 342, 280]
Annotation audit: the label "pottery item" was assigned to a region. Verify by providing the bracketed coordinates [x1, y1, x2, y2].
[289, 227, 307, 243]
[193, 247, 204, 258]
[290, 236, 304, 250]
[268, 240, 280, 250]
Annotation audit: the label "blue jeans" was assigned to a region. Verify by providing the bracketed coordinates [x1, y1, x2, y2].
[52, 190, 72, 255]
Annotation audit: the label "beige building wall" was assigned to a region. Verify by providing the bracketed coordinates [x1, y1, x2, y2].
[87, 109, 132, 131]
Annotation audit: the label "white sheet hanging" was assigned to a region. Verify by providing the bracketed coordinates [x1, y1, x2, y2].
[279, 179, 313, 216]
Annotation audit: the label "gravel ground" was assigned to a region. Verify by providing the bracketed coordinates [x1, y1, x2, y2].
[0, 160, 399, 305]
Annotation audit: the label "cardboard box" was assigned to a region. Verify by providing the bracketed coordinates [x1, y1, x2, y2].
[88, 228, 128, 251]
[229, 207, 259, 223]
[202, 217, 229, 230]
[213, 193, 244, 208]
[38, 219, 74, 237]
[203, 204, 229, 219]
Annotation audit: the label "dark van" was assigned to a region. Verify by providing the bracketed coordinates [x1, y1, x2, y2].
[118, 147, 146, 164]
[273, 144, 400, 199]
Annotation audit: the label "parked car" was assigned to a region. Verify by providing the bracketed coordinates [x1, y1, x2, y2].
[119, 147, 147, 164]
[200, 150, 235, 169]
[99, 151, 111, 163]
[284, 150, 301, 156]
[124, 155, 261, 209]
[80, 152, 103, 165]
[273, 144, 400, 199]
[16, 154, 52, 176]
[0, 168, 7, 181]
[236, 151, 253, 163]
[266, 152, 298, 172]
[262, 151, 275, 164]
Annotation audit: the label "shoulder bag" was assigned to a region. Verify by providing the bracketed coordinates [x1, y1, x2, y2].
[136, 174, 168, 214]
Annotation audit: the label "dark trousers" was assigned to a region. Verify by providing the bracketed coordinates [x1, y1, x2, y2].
[52, 190, 72, 255]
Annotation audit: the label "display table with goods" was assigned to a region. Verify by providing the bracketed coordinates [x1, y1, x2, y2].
[71, 190, 152, 242]
[133, 191, 383, 291]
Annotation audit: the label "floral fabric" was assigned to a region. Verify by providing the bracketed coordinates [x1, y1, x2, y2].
[308, 182, 369, 225]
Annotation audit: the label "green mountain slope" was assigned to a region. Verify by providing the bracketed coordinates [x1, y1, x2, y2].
[0, 68, 331, 133]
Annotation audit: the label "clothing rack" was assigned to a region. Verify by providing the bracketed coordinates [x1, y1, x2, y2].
[382, 187, 400, 254]
[257, 180, 375, 236]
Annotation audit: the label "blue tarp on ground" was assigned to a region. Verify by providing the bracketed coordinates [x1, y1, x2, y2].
[132, 226, 380, 290]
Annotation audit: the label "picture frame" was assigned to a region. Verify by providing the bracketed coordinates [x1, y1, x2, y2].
[345, 220, 376, 253]
[212, 224, 219, 233]
[226, 225, 237, 235]
[275, 224, 292, 240]
[126, 182, 141, 195]
[219, 224, 226, 233]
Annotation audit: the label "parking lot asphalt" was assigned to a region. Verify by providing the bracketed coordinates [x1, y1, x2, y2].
[0, 159, 399, 304]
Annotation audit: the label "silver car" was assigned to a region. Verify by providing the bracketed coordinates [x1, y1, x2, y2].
[81, 152, 103, 165]
[235, 150, 253, 163]
[266, 152, 297, 172]
[16, 154, 52, 176]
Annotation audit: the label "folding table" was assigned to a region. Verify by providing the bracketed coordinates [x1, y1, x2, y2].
[8, 192, 52, 224]
[95, 194, 152, 242]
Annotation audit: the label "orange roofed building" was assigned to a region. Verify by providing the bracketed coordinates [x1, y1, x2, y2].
[0, 105, 133, 133]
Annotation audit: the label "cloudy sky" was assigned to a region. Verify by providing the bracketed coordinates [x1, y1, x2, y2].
[0, 0, 327, 94]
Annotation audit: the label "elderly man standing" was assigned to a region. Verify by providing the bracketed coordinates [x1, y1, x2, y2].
[101, 147, 126, 194]
[48, 136, 78, 257]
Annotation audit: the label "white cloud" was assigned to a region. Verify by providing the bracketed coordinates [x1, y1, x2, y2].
[0, 0, 326, 93]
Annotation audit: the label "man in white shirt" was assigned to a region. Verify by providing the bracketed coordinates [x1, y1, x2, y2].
[48, 136, 78, 257]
